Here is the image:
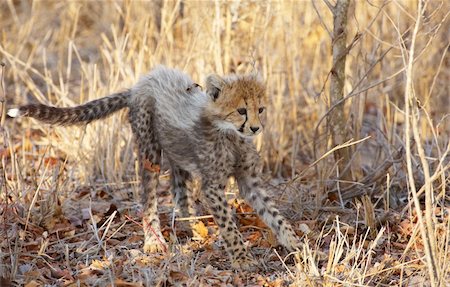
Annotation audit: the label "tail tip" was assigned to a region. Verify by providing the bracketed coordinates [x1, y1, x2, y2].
[7, 108, 21, 118]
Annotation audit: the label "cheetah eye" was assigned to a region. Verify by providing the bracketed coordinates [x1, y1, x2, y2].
[258, 107, 265, 114]
[237, 108, 247, 115]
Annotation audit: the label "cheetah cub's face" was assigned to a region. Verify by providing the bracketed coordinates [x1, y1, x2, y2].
[206, 74, 267, 137]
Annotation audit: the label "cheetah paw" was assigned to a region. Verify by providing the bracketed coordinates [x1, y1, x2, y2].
[280, 232, 303, 252]
[288, 238, 303, 252]
[143, 237, 168, 253]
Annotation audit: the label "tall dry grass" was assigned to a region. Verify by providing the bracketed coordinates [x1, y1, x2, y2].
[0, 0, 449, 285]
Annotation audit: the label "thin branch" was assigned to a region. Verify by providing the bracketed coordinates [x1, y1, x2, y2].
[341, 147, 403, 200]
[323, 0, 335, 12]
[313, 46, 393, 163]
[312, 0, 333, 38]
[401, 0, 439, 284]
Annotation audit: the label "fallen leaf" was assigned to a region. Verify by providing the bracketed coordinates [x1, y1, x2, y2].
[43, 156, 60, 167]
[114, 279, 143, 287]
[143, 159, 160, 173]
[169, 270, 190, 283]
[24, 280, 41, 287]
[192, 221, 208, 239]
[50, 267, 73, 280]
[247, 231, 263, 245]
[125, 235, 142, 244]
[90, 259, 110, 270]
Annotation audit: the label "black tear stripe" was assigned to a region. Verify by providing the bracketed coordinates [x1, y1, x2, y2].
[239, 115, 248, 132]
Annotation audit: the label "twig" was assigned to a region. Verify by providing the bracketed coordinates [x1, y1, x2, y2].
[273, 248, 295, 280]
[310, 136, 371, 169]
[311, 0, 332, 38]
[340, 147, 403, 200]
[322, 0, 335, 12]
[401, 142, 450, 214]
[313, 0, 388, 100]
[401, 1, 439, 284]
[313, 46, 393, 165]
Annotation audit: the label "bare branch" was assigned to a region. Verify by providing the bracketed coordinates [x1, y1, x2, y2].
[323, 0, 335, 12]
[401, 0, 440, 284]
[312, 0, 333, 38]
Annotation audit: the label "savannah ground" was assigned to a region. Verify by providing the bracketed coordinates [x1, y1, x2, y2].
[0, 1, 449, 286]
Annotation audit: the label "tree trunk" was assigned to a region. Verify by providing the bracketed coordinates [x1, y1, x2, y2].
[328, 0, 352, 183]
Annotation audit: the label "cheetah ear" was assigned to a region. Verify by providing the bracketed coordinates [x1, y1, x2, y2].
[206, 74, 226, 101]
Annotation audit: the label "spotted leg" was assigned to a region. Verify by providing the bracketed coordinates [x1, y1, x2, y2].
[170, 165, 200, 237]
[170, 165, 195, 218]
[236, 149, 302, 252]
[129, 106, 167, 253]
[202, 176, 256, 270]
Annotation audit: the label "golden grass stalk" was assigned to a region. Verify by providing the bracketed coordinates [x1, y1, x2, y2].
[0, 1, 449, 285]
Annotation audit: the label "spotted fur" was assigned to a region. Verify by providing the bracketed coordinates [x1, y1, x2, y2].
[9, 92, 130, 125]
[8, 66, 301, 270]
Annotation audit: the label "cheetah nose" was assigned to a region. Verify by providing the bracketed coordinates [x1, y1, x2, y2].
[250, 126, 260, 133]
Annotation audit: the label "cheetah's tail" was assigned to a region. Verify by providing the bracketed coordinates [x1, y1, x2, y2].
[7, 90, 131, 126]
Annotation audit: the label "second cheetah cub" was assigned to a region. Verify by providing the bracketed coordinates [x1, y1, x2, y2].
[8, 66, 301, 269]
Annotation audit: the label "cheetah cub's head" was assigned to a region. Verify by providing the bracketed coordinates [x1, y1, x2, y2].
[205, 74, 267, 137]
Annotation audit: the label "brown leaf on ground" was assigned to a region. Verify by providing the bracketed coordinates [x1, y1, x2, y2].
[143, 159, 161, 173]
[43, 156, 60, 167]
[114, 279, 143, 287]
[192, 220, 209, 239]
[247, 230, 263, 246]
[90, 259, 110, 271]
[50, 267, 74, 281]
[24, 280, 41, 287]
[168, 270, 190, 284]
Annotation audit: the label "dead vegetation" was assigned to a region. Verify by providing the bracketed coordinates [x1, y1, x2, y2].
[0, 0, 449, 286]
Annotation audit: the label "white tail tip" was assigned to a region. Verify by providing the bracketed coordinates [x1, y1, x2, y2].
[7, 108, 21, 118]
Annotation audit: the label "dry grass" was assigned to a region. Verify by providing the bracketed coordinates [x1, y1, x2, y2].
[0, 0, 449, 286]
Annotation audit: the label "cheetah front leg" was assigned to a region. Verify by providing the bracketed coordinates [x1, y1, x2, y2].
[170, 165, 199, 238]
[235, 146, 302, 253]
[202, 178, 256, 270]
[171, 167, 194, 218]
[237, 175, 302, 252]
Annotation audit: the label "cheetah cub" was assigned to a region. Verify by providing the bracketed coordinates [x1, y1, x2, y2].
[8, 66, 301, 269]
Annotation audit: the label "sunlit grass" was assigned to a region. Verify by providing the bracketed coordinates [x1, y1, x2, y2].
[0, 0, 448, 285]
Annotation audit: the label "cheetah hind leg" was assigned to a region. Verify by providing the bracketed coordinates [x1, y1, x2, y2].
[129, 107, 168, 253]
[140, 152, 168, 253]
